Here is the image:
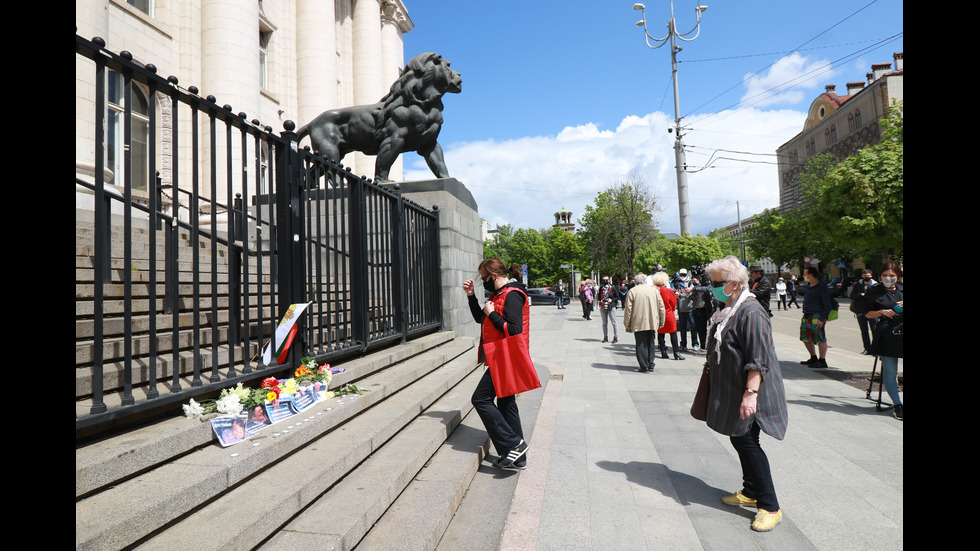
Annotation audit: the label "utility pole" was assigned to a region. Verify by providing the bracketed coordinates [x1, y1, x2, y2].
[633, 1, 707, 237]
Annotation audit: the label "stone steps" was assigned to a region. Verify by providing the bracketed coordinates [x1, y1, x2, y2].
[75, 333, 484, 551]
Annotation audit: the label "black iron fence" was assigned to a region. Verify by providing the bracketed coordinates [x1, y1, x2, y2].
[75, 34, 442, 434]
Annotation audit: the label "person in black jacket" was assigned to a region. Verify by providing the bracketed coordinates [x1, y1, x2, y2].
[863, 263, 903, 420]
[748, 265, 772, 317]
[849, 269, 878, 354]
[785, 275, 801, 309]
[598, 276, 620, 343]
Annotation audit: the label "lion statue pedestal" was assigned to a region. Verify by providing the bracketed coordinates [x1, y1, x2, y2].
[297, 52, 461, 183]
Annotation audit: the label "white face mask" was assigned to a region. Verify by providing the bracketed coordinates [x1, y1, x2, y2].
[881, 276, 897, 287]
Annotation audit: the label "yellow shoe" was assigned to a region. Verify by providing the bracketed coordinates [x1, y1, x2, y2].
[751, 509, 783, 532]
[721, 490, 757, 507]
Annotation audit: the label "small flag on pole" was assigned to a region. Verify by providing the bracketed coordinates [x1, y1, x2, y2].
[262, 302, 312, 365]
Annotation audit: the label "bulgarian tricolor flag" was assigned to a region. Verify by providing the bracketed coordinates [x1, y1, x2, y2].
[262, 302, 312, 366]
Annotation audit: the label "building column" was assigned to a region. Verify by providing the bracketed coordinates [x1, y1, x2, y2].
[201, 0, 260, 202]
[297, 0, 338, 129]
[379, 0, 413, 181]
[351, 0, 384, 179]
[202, 0, 260, 117]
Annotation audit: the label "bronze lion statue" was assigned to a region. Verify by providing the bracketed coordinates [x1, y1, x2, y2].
[297, 52, 462, 182]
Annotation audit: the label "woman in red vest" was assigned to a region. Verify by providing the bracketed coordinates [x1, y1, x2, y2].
[463, 258, 531, 470]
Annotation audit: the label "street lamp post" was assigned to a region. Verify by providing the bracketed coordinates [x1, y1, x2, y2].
[633, 1, 707, 237]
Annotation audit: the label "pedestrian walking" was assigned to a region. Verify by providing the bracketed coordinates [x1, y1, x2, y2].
[598, 276, 620, 343]
[702, 255, 789, 532]
[786, 275, 801, 309]
[622, 273, 666, 372]
[579, 279, 594, 320]
[775, 277, 788, 311]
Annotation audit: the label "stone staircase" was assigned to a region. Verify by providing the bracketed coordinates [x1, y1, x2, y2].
[76, 209, 493, 550]
[75, 331, 490, 550]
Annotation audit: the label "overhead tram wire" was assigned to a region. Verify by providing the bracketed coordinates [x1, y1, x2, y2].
[685, 33, 903, 133]
[677, 0, 892, 124]
[684, 146, 783, 173]
[682, 36, 903, 64]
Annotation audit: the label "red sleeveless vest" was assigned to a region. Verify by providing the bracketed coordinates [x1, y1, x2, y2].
[479, 286, 529, 365]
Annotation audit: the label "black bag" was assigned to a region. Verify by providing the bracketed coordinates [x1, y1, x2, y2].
[691, 363, 710, 421]
[848, 283, 870, 315]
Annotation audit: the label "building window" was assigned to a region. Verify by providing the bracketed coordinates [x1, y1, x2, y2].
[107, 70, 150, 191]
[259, 142, 270, 195]
[854, 109, 862, 129]
[848, 113, 855, 132]
[831, 125, 838, 144]
[824, 129, 831, 147]
[259, 30, 271, 90]
[128, 0, 152, 16]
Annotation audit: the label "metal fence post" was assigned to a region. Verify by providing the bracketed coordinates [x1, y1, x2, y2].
[348, 178, 370, 351]
[275, 122, 306, 368]
[390, 189, 407, 342]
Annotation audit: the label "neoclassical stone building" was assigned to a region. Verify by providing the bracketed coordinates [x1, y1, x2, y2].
[776, 52, 903, 214]
[76, 0, 414, 199]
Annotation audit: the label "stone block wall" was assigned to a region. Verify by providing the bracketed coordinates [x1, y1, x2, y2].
[398, 178, 482, 341]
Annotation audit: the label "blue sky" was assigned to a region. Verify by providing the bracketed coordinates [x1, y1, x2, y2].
[401, 0, 904, 236]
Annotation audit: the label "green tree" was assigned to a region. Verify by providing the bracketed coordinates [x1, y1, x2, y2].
[706, 228, 742, 259]
[577, 171, 660, 276]
[633, 232, 671, 274]
[661, 234, 727, 273]
[540, 227, 581, 286]
[483, 224, 514, 263]
[507, 228, 549, 284]
[799, 99, 903, 263]
[744, 207, 843, 273]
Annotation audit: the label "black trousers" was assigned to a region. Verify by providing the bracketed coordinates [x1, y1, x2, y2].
[730, 422, 780, 512]
[658, 331, 680, 354]
[693, 310, 709, 348]
[633, 330, 657, 371]
[472, 368, 525, 457]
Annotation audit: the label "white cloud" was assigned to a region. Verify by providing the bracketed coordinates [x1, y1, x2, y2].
[404, 107, 805, 237]
[740, 53, 836, 108]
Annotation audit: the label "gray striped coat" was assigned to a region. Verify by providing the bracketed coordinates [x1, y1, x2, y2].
[705, 298, 788, 440]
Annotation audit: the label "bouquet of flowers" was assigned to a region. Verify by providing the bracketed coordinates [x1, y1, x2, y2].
[182, 357, 339, 420]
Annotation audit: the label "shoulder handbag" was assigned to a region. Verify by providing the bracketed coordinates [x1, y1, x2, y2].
[483, 333, 542, 399]
[828, 297, 840, 321]
[691, 362, 710, 421]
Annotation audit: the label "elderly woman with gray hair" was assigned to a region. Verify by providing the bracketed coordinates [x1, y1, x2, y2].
[703, 255, 789, 532]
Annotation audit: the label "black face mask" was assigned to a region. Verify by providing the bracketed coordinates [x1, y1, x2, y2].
[483, 276, 496, 293]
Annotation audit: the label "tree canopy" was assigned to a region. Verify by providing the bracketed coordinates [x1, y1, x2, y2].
[577, 171, 660, 277]
[799, 99, 903, 263]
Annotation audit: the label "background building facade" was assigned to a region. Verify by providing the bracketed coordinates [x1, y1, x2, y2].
[776, 52, 903, 214]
